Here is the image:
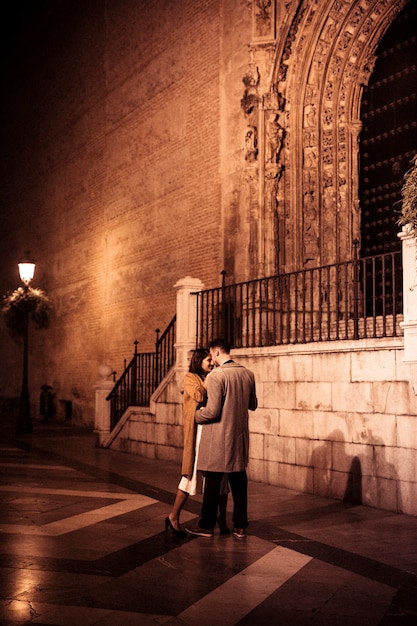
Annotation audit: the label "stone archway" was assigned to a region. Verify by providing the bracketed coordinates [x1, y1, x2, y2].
[277, 0, 411, 271]
[239, 0, 411, 280]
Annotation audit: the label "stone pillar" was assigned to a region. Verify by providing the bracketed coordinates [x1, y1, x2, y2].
[398, 227, 417, 393]
[94, 364, 114, 446]
[174, 276, 204, 388]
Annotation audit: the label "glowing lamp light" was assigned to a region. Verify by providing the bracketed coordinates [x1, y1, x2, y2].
[18, 254, 36, 286]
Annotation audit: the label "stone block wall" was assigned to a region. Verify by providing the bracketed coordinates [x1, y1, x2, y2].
[243, 339, 417, 516]
[109, 336, 417, 516]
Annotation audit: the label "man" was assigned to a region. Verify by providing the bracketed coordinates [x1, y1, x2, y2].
[185, 338, 257, 538]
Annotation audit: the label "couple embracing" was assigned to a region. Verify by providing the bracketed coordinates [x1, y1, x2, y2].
[165, 337, 257, 538]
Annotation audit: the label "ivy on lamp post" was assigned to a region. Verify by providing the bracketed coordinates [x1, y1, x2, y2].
[2, 255, 51, 433]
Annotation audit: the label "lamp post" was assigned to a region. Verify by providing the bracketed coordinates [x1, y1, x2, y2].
[17, 254, 36, 434]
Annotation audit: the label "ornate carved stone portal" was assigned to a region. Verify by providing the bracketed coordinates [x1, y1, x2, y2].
[237, 0, 413, 281]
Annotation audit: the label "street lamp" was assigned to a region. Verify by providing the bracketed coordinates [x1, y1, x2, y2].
[18, 258, 36, 286]
[17, 253, 36, 434]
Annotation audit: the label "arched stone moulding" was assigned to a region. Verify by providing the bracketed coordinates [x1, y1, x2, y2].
[240, 0, 409, 280]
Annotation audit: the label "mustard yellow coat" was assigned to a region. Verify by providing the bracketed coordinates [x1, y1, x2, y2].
[181, 372, 207, 477]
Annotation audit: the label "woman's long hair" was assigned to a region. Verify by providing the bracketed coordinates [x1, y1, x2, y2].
[189, 347, 210, 377]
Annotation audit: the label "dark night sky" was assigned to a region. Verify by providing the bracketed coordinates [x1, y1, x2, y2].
[0, 1, 63, 71]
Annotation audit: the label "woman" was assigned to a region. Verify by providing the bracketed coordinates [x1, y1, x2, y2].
[165, 348, 229, 536]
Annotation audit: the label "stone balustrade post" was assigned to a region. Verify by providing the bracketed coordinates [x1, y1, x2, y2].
[399, 227, 417, 393]
[174, 276, 204, 388]
[94, 364, 114, 446]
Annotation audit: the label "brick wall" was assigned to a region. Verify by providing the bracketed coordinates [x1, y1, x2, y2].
[0, 0, 231, 423]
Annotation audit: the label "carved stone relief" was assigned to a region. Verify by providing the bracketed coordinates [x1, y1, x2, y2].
[252, 0, 276, 42]
[237, 0, 409, 281]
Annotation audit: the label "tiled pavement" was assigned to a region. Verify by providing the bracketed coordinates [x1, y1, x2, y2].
[1, 417, 417, 625]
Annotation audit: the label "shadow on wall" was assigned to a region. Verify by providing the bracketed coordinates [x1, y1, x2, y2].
[308, 429, 401, 512]
[344, 455, 362, 503]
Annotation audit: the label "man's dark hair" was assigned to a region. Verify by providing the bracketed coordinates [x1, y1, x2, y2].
[209, 338, 231, 353]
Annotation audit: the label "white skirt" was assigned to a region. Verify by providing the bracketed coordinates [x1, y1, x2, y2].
[178, 425, 229, 497]
[178, 424, 203, 496]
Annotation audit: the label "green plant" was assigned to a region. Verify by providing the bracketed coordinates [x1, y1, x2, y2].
[397, 155, 417, 237]
[2, 286, 52, 338]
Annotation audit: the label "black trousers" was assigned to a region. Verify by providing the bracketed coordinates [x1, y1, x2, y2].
[199, 470, 248, 530]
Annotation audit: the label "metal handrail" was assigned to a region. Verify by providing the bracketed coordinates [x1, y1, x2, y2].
[107, 250, 402, 430]
[195, 250, 403, 349]
[107, 315, 176, 429]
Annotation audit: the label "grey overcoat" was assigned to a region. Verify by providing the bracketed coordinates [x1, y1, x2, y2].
[195, 361, 257, 473]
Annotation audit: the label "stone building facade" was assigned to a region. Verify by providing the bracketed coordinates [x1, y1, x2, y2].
[0, 1, 416, 512]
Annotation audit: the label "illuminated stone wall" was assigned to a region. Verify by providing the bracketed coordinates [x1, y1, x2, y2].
[108, 339, 417, 515]
[0, 0, 412, 425]
[0, 0, 228, 422]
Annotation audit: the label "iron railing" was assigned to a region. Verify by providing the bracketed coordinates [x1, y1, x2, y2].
[195, 249, 403, 348]
[107, 249, 403, 430]
[107, 315, 176, 429]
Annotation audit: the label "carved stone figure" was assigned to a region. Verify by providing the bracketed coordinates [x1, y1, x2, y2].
[245, 126, 258, 162]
